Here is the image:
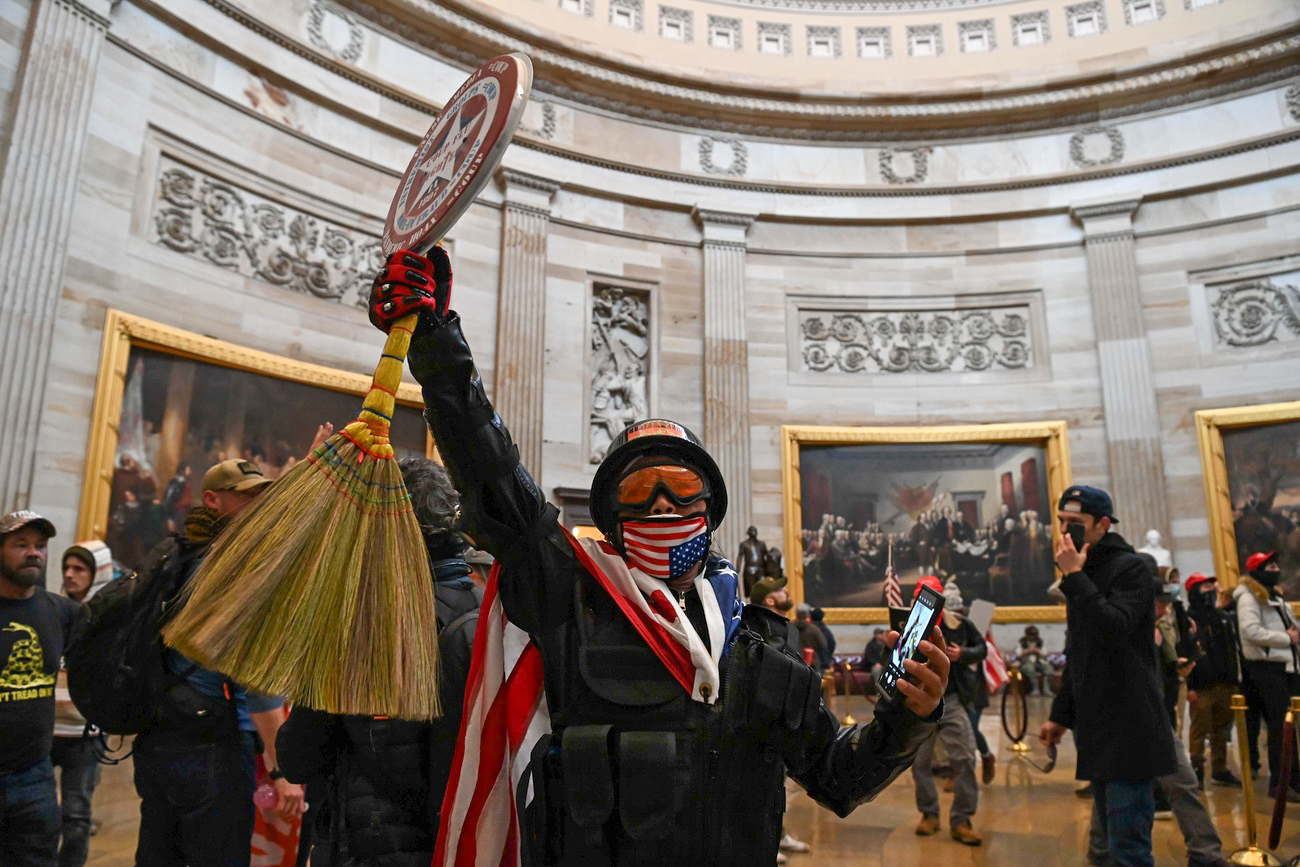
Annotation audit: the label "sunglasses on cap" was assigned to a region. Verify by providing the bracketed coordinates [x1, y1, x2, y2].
[615, 464, 710, 511]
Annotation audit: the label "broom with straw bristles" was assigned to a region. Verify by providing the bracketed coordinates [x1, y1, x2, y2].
[162, 52, 533, 721]
[161, 316, 441, 720]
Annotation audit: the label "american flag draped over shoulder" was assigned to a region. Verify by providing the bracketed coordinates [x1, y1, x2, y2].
[433, 530, 743, 867]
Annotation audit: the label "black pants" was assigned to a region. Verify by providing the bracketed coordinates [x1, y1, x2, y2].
[1240, 661, 1300, 791]
[132, 729, 258, 867]
[50, 736, 102, 867]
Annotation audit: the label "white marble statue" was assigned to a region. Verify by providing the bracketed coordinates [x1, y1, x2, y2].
[1137, 529, 1173, 570]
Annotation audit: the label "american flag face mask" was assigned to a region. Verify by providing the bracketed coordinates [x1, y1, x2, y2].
[620, 515, 712, 581]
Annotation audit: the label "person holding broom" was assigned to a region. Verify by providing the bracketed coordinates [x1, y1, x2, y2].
[368, 247, 950, 866]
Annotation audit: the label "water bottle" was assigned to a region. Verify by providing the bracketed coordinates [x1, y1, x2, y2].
[253, 782, 278, 810]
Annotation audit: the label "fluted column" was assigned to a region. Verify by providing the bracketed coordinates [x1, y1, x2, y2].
[495, 169, 559, 482]
[694, 208, 755, 559]
[0, 0, 112, 511]
[1071, 196, 1170, 542]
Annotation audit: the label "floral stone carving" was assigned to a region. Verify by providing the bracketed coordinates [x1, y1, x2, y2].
[799, 307, 1034, 374]
[151, 159, 385, 308]
[1210, 279, 1300, 347]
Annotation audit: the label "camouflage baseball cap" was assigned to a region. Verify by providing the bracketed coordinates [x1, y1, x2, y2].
[0, 509, 57, 538]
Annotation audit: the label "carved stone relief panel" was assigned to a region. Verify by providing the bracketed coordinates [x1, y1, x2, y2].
[149, 156, 384, 308]
[880, 146, 930, 183]
[700, 137, 748, 176]
[1070, 125, 1125, 167]
[306, 1, 365, 63]
[1209, 278, 1300, 348]
[797, 302, 1035, 375]
[1287, 82, 1300, 122]
[590, 285, 650, 463]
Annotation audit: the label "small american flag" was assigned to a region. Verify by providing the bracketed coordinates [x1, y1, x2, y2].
[883, 565, 903, 609]
[621, 516, 710, 581]
[984, 631, 1009, 694]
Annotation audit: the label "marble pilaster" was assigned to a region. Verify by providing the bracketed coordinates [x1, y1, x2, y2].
[694, 208, 755, 560]
[1070, 196, 1170, 543]
[0, 0, 111, 512]
[495, 169, 559, 482]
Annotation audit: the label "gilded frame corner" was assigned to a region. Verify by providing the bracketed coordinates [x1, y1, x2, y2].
[76, 309, 428, 541]
[1195, 400, 1300, 590]
[781, 421, 1073, 624]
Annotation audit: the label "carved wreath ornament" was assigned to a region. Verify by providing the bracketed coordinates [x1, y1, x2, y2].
[153, 163, 384, 308]
[800, 308, 1033, 374]
[1210, 280, 1300, 347]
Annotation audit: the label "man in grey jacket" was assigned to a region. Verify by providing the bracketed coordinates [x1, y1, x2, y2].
[1234, 550, 1300, 800]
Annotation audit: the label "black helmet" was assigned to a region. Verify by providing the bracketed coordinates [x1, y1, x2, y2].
[589, 419, 727, 538]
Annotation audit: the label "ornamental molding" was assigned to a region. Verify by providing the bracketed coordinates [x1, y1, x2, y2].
[1069, 125, 1125, 167]
[590, 286, 651, 463]
[149, 157, 383, 308]
[1122, 0, 1165, 26]
[799, 305, 1034, 375]
[1210, 280, 1300, 348]
[699, 137, 748, 176]
[498, 168, 563, 197]
[659, 6, 693, 42]
[693, 208, 756, 229]
[330, 0, 1300, 136]
[1288, 82, 1300, 122]
[66, 0, 113, 30]
[1070, 197, 1141, 223]
[306, 1, 364, 63]
[880, 147, 930, 184]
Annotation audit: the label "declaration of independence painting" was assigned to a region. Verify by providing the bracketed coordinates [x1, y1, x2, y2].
[797, 439, 1057, 610]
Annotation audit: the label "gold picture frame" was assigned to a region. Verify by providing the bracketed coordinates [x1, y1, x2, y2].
[77, 309, 430, 560]
[1196, 400, 1300, 591]
[781, 421, 1072, 623]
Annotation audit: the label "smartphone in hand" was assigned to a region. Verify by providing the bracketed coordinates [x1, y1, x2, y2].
[879, 584, 946, 702]
[1066, 522, 1086, 551]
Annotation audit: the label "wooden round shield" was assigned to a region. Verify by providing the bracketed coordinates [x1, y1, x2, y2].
[384, 53, 533, 255]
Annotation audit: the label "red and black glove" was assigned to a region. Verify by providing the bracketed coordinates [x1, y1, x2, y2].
[368, 246, 452, 333]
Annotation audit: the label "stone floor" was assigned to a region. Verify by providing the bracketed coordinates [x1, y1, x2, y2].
[80, 694, 1300, 865]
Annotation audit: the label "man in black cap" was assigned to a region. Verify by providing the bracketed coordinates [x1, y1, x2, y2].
[368, 247, 951, 866]
[0, 509, 79, 866]
[1039, 485, 1175, 867]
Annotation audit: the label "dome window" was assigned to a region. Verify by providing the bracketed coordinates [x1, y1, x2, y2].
[708, 16, 741, 50]
[855, 27, 891, 59]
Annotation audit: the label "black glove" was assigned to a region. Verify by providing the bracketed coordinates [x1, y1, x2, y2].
[368, 246, 452, 334]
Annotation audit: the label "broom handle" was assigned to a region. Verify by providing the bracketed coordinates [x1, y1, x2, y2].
[353, 312, 418, 458]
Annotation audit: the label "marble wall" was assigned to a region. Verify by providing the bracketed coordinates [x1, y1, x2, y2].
[1, 0, 1296, 608]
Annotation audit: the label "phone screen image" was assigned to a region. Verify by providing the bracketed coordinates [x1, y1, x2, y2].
[879, 587, 945, 700]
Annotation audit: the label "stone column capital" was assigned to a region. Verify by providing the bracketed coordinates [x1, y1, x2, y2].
[496, 168, 560, 214]
[692, 207, 755, 246]
[64, 0, 114, 29]
[1070, 195, 1143, 236]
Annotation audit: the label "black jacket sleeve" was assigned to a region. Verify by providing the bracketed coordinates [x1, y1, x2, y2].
[277, 706, 344, 785]
[406, 314, 576, 636]
[789, 694, 938, 817]
[1060, 555, 1150, 639]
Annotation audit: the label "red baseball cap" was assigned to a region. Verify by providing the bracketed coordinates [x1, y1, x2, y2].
[1245, 551, 1278, 573]
[913, 575, 944, 599]
[1184, 572, 1213, 592]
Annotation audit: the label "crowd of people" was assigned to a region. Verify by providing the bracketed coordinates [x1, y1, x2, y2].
[0, 243, 1294, 867]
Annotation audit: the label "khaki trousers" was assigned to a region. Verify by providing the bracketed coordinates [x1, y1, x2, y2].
[1188, 681, 1235, 775]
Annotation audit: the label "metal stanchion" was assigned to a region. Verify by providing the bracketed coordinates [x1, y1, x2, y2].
[841, 660, 857, 726]
[1003, 669, 1030, 753]
[1230, 693, 1282, 866]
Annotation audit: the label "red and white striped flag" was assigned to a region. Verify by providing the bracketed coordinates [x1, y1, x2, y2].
[984, 630, 1009, 695]
[433, 564, 547, 867]
[620, 516, 710, 582]
[883, 565, 903, 609]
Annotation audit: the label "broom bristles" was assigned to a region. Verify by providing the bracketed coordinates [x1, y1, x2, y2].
[163, 423, 440, 720]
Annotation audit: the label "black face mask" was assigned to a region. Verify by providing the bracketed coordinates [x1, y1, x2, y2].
[1190, 588, 1217, 610]
[1253, 568, 1281, 588]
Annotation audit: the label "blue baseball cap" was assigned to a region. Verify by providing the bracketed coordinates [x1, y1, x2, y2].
[1058, 485, 1118, 523]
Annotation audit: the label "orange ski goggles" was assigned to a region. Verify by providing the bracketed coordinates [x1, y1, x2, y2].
[615, 464, 710, 511]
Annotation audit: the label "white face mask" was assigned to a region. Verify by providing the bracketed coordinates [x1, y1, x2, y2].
[619, 515, 711, 581]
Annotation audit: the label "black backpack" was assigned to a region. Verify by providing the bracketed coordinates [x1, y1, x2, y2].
[65, 535, 202, 735]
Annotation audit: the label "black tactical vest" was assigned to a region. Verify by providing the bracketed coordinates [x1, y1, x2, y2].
[519, 568, 822, 866]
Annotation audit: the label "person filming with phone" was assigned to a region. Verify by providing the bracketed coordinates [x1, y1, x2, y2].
[1038, 485, 1176, 867]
